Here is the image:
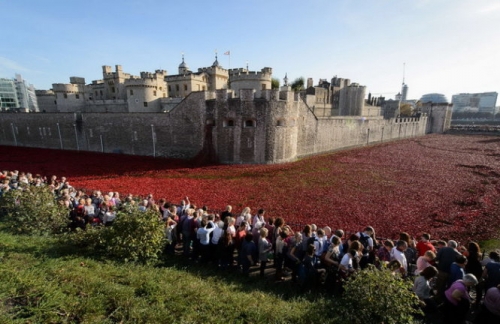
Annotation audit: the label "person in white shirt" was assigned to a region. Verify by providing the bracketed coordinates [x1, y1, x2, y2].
[103, 206, 117, 226]
[196, 219, 215, 263]
[340, 249, 358, 276]
[252, 209, 266, 229]
[391, 240, 408, 276]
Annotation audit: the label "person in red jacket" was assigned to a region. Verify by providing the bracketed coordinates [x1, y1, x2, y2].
[416, 233, 436, 257]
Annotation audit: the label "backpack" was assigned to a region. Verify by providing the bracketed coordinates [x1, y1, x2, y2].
[359, 232, 371, 254]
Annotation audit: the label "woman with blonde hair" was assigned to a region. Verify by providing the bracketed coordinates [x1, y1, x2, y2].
[415, 250, 436, 275]
[258, 227, 272, 277]
[236, 207, 251, 227]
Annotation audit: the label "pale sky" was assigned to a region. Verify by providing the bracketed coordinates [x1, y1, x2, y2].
[1, 0, 499, 104]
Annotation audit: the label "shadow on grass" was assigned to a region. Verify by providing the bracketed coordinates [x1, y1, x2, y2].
[5, 228, 337, 305]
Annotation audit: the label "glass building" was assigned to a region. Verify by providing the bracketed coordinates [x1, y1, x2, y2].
[451, 92, 498, 113]
[0, 75, 39, 111]
[0, 78, 19, 109]
[420, 93, 448, 104]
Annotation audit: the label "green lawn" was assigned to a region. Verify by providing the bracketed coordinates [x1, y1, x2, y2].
[0, 228, 334, 324]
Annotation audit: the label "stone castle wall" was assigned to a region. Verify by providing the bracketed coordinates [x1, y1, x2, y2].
[0, 90, 433, 164]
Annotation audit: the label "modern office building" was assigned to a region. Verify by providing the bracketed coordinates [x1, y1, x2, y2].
[0, 78, 19, 109]
[451, 92, 498, 114]
[0, 74, 39, 112]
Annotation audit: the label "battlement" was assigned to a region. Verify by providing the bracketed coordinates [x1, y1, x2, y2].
[139, 70, 166, 79]
[124, 78, 160, 87]
[229, 67, 272, 79]
[35, 89, 55, 96]
[198, 65, 228, 74]
[102, 65, 128, 78]
[52, 83, 83, 93]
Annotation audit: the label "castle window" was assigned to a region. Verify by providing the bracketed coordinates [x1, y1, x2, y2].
[184, 84, 188, 91]
[262, 84, 267, 90]
[244, 120, 256, 128]
[277, 119, 285, 127]
[63, 93, 68, 99]
[144, 102, 148, 107]
[153, 90, 157, 96]
[100, 90, 103, 96]
[176, 85, 179, 91]
[76, 94, 80, 99]
[111, 87, 115, 93]
[130, 89, 134, 95]
[168, 85, 171, 91]
[95, 91, 98, 96]
[159, 87, 162, 90]
[206, 119, 215, 126]
[224, 119, 235, 127]
[202, 86, 206, 91]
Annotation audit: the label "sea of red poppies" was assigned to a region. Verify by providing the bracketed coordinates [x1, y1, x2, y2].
[1, 134, 499, 243]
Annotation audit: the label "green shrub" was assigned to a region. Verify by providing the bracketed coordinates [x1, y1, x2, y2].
[103, 209, 165, 263]
[57, 225, 105, 255]
[0, 186, 69, 235]
[338, 266, 422, 324]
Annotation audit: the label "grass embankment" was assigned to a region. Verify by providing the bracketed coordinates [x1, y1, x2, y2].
[0, 228, 333, 324]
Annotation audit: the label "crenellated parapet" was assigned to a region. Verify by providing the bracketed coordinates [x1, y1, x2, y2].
[125, 78, 161, 88]
[52, 83, 84, 94]
[229, 67, 272, 81]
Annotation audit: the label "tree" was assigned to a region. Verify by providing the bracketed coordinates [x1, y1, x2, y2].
[291, 77, 305, 92]
[399, 103, 413, 117]
[271, 78, 280, 89]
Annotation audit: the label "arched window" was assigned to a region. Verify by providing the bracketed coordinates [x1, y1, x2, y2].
[277, 119, 285, 127]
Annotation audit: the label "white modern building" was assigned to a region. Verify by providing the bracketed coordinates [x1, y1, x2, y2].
[0, 74, 39, 112]
[451, 92, 498, 114]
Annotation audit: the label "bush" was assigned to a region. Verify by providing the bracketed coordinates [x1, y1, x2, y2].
[103, 209, 165, 263]
[0, 186, 69, 235]
[338, 266, 422, 324]
[57, 225, 104, 255]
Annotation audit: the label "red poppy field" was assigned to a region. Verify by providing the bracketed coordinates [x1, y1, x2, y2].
[1, 134, 499, 242]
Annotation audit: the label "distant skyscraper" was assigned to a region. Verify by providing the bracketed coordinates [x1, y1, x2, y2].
[401, 83, 408, 102]
[451, 92, 498, 114]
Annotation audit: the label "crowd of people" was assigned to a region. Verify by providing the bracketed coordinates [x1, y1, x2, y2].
[1, 170, 500, 324]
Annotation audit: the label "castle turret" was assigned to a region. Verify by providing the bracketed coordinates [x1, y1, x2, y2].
[125, 70, 167, 112]
[339, 83, 366, 116]
[52, 77, 86, 112]
[229, 67, 272, 98]
[178, 54, 190, 75]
